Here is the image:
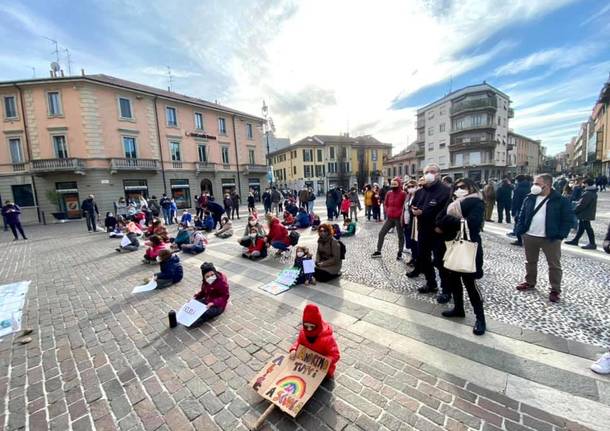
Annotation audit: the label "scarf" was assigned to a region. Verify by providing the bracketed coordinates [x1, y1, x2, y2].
[446, 193, 481, 219]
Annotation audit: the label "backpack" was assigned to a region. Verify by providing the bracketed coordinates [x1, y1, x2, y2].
[288, 231, 300, 246]
[337, 239, 346, 260]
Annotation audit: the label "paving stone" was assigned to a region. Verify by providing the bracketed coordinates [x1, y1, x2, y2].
[214, 409, 238, 430]
[200, 391, 225, 415]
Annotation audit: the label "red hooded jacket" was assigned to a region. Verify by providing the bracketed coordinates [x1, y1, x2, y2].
[267, 217, 290, 246]
[290, 304, 340, 378]
[384, 177, 407, 219]
[193, 272, 230, 310]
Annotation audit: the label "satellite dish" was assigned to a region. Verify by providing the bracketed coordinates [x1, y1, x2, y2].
[50, 62, 60, 72]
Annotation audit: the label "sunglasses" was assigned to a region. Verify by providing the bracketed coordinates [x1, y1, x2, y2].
[456, 184, 468, 190]
[303, 323, 317, 331]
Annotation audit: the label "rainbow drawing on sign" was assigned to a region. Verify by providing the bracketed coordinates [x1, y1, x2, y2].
[275, 376, 306, 398]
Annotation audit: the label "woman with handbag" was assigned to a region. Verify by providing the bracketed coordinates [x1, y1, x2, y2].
[436, 178, 486, 336]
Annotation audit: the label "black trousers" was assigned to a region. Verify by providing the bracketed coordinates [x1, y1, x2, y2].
[497, 202, 510, 223]
[416, 231, 450, 294]
[573, 220, 596, 245]
[9, 222, 26, 239]
[448, 271, 484, 321]
[191, 306, 224, 327]
[231, 206, 239, 219]
[314, 267, 340, 282]
[84, 212, 97, 231]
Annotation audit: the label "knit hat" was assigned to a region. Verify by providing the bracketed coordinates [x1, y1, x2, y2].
[200, 262, 216, 276]
[302, 304, 323, 337]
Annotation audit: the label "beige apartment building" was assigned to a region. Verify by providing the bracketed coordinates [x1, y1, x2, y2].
[0, 73, 267, 223]
[382, 143, 421, 180]
[507, 131, 543, 176]
[594, 78, 609, 176]
[269, 134, 392, 194]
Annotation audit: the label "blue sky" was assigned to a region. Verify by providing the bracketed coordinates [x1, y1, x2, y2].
[1, 0, 609, 155]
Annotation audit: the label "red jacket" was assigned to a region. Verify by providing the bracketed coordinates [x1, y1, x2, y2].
[193, 272, 230, 310]
[267, 218, 290, 246]
[340, 199, 350, 213]
[144, 243, 166, 260]
[248, 237, 266, 254]
[290, 304, 340, 378]
[384, 178, 407, 219]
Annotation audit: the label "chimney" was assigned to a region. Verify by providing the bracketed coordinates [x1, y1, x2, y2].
[81, 68, 85, 76]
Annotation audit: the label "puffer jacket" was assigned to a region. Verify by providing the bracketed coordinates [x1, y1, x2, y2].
[158, 255, 184, 283]
[383, 177, 407, 219]
[267, 218, 290, 246]
[193, 272, 230, 310]
[574, 185, 598, 221]
[316, 236, 342, 275]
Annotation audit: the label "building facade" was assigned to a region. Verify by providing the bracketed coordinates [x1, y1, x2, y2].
[0, 74, 268, 223]
[415, 83, 513, 182]
[269, 134, 392, 194]
[507, 131, 542, 176]
[382, 143, 421, 180]
[594, 78, 610, 176]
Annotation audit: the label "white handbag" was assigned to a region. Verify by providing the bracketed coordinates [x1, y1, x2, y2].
[443, 219, 478, 273]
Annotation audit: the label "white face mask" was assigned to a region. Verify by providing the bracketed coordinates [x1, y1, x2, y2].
[249, 233, 257, 238]
[249, 221, 256, 226]
[407, 187, 416, 193]
[296, 251, 304, 257]
[156, 256, 162, 262]
[424, 173, 436, 183]
[206, 275, 217, 284]
[530, 185, 542, 195]
[454, 188, 469, 198]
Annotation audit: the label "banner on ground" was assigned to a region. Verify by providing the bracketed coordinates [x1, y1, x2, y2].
[250, 345, 331, 417]
[259, 268, 300, 295]
[0, 281, 31, 339]
[131, 279, 157, 293]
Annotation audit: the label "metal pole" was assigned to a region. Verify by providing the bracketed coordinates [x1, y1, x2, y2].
[266, 130, 272, 187]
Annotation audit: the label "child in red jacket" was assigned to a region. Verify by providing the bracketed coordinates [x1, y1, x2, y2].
[289, 304, 340, 378]
[191, 262, 230, 326]
[143, 235, 166, 264]
[340, 194, 350, 220]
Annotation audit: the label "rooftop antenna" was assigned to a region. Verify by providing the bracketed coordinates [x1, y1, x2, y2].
[63, 48, 72, 75]
[166, 66, 173, 91]
[31, 67, 36, 78]
[448, 76, 453, 95]
[43, 36, 60, 64]
[50, 62, 60, 78]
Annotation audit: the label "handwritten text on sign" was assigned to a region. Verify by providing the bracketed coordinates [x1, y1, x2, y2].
[176, 299, 207, 327]
[250, 345, 330, 417]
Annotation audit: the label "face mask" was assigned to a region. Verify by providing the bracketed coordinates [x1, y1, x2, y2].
[206, 275, 217, 284]
[424, 173, 436, 184]
[454, 188, 468, 198]
[249, 233, 257, 238]
[156, 256, 162, 262]
[407, 187, 416, 193]
[297, 252, 304, 257]
[249, 221, 256, 226]
[530, 185, 542, 195]
[320, 231, 329, 238]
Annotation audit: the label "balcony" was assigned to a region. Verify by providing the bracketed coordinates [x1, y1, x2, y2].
[450, 123, 495, 134]
[449, 140, 497, 152]
[242, 164, 268, 174]
[31, 158, 86, 173]
[508, 108, 514, 119]
[416, 119, 425, 129]
[109, 158, 160, 171]
[415, 149, 425, 158]
[196, 162, 216, 173]
[171, 161, 183, 169]
[12, 163, 27, 172]
[450, 98, 497, 116]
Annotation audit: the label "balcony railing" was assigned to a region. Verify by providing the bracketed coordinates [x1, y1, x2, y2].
[171, 161, 183, 169]
[449, 140, 497, 152]
[450, 123, 495, 134]
[243, 164, 268, 174]
[12, 163, 27, 172]
[31, 158, 86, 173]
[109, 158, 160, 171]
[450, 98, 497, 116]
[196, 162, 216, 173]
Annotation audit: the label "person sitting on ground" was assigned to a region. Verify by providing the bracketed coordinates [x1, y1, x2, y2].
[143, 235, 166, 263]
[146, 218, 170, 242]
[126, 204, 137, 219]
[294, 246, 315, 285]
[125, 220, 143, 237]
[180, 209, 193, 226]
[266, 214, 291, 254]
[193, 216, 204, 230]
[109, 217, 125, 238]
[152, 249, 183, 288]
[172, 224, 191, 250]
[132, 209, 146, 227]
[116, 228, 140, 252]
[191, 262, 230, 326]
[604, 222, 610, 254]
[285, 199, 298, 216]
[242, 226, 268, 259]
[294, 207, 311, 228]
[141, 205, 153, 226]
[181, 230, 207, 254]
[200, 211, 215, 232]
[214, 216, 234, 239]
[288, 304, 340, 378]
[239, 214, 266, 246]
[282, 210, 295, 226]
[311, 213, 321, 231]
[341, 218, 356, 237]
[314, 223, 343, 282]
[104, 212, 117, 232]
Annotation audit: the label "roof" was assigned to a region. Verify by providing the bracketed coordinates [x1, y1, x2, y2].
[417, 82, 512, 113]
[0, 73, 264, 122]
[268, 134, 392, 157]
[507, 131, 541, 143]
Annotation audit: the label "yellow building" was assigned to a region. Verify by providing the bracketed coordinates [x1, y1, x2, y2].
[268, 134, 392, 194]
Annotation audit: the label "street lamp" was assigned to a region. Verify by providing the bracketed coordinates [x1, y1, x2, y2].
[261, 100, 274, 187]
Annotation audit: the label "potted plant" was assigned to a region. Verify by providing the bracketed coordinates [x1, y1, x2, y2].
[46, 190, 67, 222]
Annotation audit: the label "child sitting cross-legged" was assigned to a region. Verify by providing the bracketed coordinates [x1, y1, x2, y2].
[181, 230, 207, 254]
[341, 218, 356, 237]
[294, 245, 315, 285]
[143, 234, 166, 264]
[214, 216, 233, 239]
[153, 249, 183, 288]
[241, 226, 267, 260]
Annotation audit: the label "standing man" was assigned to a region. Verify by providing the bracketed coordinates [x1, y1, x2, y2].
[482, 180, 496, 222]
[496, 179, 513, 223]
[515, 174, 573, 303]
[509, 175, 531, 245]
[371, 177, 407, 260]
[81, 194, 99, 232]
[408, 164, 452, 303]
[262, 188, 272, 214]
[160, 193, 172, 225]
[565, 178, 598, 249]
[325, 189, 338, 221]
[298, 186, 310, 212]
[348, 187, 361, 222]
[270, 187, 281, 216]
[2, 200, 27, 240]
[231, 189, 241, 220]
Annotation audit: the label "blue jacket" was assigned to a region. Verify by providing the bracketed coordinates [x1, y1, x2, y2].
[158, 254, 183, 283]
[180, 213, 192, 224]
[203, 215, 215, 230]
[569, 186, 583, 202]
[511, 180, 531, 216]
[515, 190, 573, 240]
[295, 211, 310, 227]
[1, 204, 21, 224]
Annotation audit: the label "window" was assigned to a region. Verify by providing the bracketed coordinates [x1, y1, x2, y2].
[439, 155, 446, 165]
[11, 184, 34, 207]
[218, 117, 227, 134]
[52, 135, 68, 159]
[47, 91, 62, 116]
[8, 138, 23, 163]
[194, 113, 204, 130]
[303, 149, 313, 162]
[329, 147, 335, 159]
[317, 149, 323, 162]
[248, 149, 255, 164]
[246, 123, 253, 139]
[371, 149, 378, 161]
[398, 165, 402, 175]
[221, 146, 230, 164]
[171, 179, 191, 209]
[439, 142, 446, 148]
[122, 136, 137, 159]
[293, 166, 297, 175]
[169, 141, 181, 161]
[428, 127, 434, 136]
[328, 162, 337, 174]
[118, 97, 133, 119]
[315, 165, 325, 177]
[4, 96, 17, 119]
[166, 107, 177, 126]
[387, 168, 391, 176]
[340, 147, 347, 159]
[454, 153, 463, 166]
[428, 143, 434, 151]
[470, 152, 481, 165]
[439, 123, 445, 133]
[304, 165, 313, 178]
[198, 144, 207, 162]
[291, 150, 297, 159]
[497, 116, 501, 125]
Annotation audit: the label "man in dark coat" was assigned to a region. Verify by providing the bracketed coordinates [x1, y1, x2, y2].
[81, 194, 99, 232]
[565, 178, 598, 249]
[2, 200, 27, 240]
[509, 175, 531, 245]
[495, 179, 513, 223]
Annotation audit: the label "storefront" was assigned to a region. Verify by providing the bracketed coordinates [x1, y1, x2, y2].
[221, 178, 236, 196]
[55, 182, 81, 219]
[123, 179, 149, 202]
[248, 178, 261, 202]
[171, 179, 191, 209]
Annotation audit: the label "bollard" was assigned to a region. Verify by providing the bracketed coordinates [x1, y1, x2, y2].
[168, 310, 177, 328]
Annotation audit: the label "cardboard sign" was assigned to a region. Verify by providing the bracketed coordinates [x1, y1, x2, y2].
[259, 268, 301, 296]
[131, 279, 157, 293]
[302, 259, 315, 274]
[120, 235, 131, 247]
[260, 281, 291, 295]
[177, 299, 208, 327]
[0, 281, 30, 339]
[250, 345, 331, 418]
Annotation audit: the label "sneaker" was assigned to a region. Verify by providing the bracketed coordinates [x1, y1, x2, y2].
[371, 251, 382, 258]
[564, 240, 579, 246]
[516, 282, 534, 291]
[406, 270, 420, 278]
[441, 308, 465, 318]
[418, 284, 438, 294]
[506, 232, 516, 237]
[510, 240, 522, 246]
[437, 293, 452, 304]
[549, 291, 560, 303]
[115, 248, 122, 253]
[310, 277, 316, 285]
[591, 352, 610, 374]
[396, 252, 402, 261]
[473, 319, 486, 336]
[581, 244, 597, 250]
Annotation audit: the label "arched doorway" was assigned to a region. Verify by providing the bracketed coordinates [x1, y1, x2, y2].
[200, 179, 213, 196]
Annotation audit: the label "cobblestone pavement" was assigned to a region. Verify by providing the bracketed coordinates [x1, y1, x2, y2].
[0, 221, 598, 431]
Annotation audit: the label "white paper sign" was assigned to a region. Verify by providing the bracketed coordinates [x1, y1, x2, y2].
[131, 279, 157, 293]
[177, 299, 208, 327]
[120, 235, 131, 247]
[0, 281, 30, 339]
[302, 259, 315, 274]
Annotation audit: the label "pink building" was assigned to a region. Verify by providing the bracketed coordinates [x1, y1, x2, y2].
[0, 74, 267, 223]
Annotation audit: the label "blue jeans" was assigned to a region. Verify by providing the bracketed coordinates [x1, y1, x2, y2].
[162, 208, 171, 225]
[271, 240, 289, 251]
[326, 206, 336, 220]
